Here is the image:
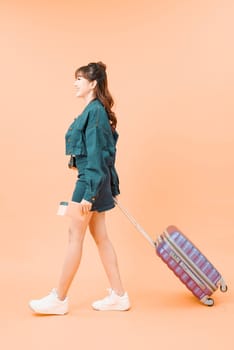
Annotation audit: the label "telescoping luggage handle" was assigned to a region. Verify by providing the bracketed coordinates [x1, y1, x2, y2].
[114, 199, 156, 248]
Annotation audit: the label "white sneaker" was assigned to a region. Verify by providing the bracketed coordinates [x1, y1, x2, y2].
[92, 289, 130, 311]
[29, 289, 68, 315]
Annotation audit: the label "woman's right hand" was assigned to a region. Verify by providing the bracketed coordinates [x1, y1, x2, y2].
[80, 199, 92, 214]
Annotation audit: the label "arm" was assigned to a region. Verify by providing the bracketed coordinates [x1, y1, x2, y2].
[82, 109, 108, 204]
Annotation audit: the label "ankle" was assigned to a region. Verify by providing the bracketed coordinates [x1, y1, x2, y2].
[112, 289, 125, 297]
[56, 289, 67, 301]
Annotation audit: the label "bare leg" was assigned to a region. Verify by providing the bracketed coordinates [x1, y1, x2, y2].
[89, 211, 125, 296]
[57, 212, 92, 300]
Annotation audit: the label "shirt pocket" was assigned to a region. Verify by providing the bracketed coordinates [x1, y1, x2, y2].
[67, 117, 87, 156]
[71, 128, 87, 156]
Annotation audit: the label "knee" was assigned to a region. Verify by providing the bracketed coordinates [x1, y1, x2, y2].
[68, 226, 85, 244]
[92, 231, 109, 247]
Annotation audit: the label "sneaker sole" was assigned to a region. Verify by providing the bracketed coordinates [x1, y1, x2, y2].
[28, 303, 68, 315]
[92, 305, 131, 311]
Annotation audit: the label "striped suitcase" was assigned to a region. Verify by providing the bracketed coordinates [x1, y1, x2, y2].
[116, 201, 228, 306]
[156, 225, 227, 306]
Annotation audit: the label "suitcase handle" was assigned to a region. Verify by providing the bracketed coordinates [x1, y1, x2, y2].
[114, 198, 156, 248]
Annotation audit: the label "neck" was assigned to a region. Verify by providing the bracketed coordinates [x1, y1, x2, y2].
[83, 92, 96, 107]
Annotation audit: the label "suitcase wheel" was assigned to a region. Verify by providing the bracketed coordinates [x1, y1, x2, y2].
[203, 297, 214, 307]
[220, 284, 228, 293]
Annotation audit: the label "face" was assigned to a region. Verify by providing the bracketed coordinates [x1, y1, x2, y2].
[74, 74, 96, 99]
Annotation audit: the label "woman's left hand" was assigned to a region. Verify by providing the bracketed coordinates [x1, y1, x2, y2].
[80, 199, 92, 214]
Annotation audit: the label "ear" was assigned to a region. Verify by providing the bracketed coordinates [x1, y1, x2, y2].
[90, 80, 97, 90]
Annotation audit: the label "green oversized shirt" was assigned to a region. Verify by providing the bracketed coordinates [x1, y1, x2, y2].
[65, 99, 120, 203]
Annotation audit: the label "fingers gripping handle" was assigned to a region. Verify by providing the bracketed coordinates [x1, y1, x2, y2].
[114, 199, 156, 248]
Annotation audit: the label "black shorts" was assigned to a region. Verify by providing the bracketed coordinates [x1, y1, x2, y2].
[71, 157, 115, 212]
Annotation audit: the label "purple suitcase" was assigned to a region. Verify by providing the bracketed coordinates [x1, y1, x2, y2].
[116, 201, 227, 306]
[156, 225, 227, 306]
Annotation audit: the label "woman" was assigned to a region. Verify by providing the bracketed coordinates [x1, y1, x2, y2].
[29, 62, 130, 315]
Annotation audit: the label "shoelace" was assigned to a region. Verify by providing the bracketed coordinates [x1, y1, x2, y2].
[101, 288, 115, 303]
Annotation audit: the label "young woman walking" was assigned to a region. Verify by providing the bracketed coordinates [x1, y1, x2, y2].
[29, 62, 130, 315]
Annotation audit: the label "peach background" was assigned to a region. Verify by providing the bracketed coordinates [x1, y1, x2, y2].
[0, 0, 233, 349]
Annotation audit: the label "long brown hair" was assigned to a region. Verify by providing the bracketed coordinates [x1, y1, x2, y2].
[75, 62, 117, 131]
